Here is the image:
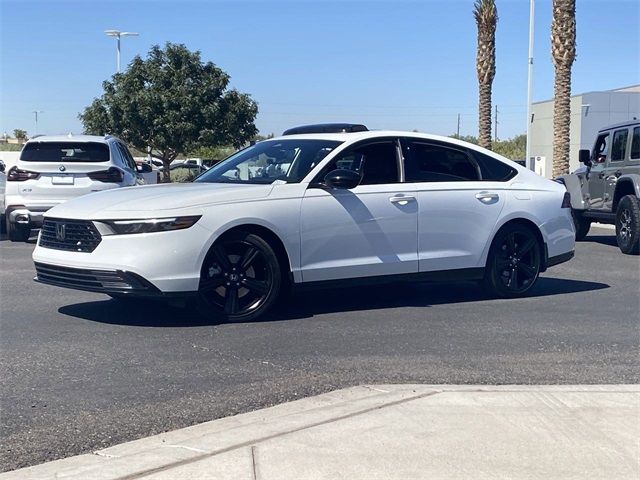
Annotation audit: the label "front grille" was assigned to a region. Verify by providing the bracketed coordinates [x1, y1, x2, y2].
[34, 263, 157, 294]
[39, 218, 102, 253]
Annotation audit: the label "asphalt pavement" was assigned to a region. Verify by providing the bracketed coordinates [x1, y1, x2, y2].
[1, 226, 639, 472]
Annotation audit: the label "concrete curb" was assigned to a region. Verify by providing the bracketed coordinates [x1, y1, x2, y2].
[3, 385, 639, 479]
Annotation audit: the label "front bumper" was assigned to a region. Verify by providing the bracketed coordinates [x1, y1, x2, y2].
[7, 206, 53, 227]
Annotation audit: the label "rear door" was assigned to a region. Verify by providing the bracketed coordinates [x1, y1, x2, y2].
[603, 127, 631, 211]
[402, 138, 509, 272]
[15, 141, 116, 202]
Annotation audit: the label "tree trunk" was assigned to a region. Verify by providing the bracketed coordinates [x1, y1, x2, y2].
[552, 65, 572, 177]
[478, 82, 492, 150]
[162, 158, 171, 183]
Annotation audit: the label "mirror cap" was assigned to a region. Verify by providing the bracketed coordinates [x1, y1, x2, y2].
[578, 149, 591, 164]
[283, 123, 368, 136]
[324, 168, 361, 189]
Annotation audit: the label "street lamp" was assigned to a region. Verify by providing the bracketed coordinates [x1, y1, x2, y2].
[525, 0, 535, 171]
[104, 30, 139, 73]
[32, 110, 43, 136]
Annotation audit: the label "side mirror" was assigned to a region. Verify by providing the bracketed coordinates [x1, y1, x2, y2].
[137, 163, 152, 173]
[578, 149, 591, 165]
[324, 169, 361, 189]
[0, 161, 5, 173]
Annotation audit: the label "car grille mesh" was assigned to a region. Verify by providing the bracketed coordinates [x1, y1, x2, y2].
[39, 218, 102, 253]
[34, 263, 154, 293]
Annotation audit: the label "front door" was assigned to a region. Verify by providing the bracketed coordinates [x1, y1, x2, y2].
[587, 132, 610, 210]
[300, 139, 418, 282]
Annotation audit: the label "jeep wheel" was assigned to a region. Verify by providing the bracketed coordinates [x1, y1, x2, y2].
[571, 209, 591, 241]
[615, 195, 640, 255]
[7, 220, 30, 242]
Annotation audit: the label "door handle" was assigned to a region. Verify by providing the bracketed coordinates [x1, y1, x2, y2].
[389, 195, 416, 205]
[475, 192, 499, 204]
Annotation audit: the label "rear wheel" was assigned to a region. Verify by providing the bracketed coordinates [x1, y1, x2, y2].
[571, 209, 591, 241]
[484, 224, 541, 298]
[7, 220, 30, 242]
[197, 232, 281, 323]
[615, 195, 640, 255]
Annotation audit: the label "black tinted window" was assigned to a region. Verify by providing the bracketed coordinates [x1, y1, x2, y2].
[20, 142, 110, 162]
[324, 141, 399, 185]
[611, 129, 628, 162]
[631, 127, 640, 160]
[472, 151, 518, 181]
[406, 141, 479, 182]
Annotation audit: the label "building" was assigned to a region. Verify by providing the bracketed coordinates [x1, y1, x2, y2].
[528, 85, 639, 177]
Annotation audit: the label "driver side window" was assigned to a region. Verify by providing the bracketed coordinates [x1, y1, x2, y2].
[321, 141, 399, 185]
[593, 133, 609, 164]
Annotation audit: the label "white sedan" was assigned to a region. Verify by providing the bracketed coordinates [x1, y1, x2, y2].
[32, 124, 575, 322]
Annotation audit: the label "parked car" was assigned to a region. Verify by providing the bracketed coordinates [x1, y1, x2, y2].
[160, 163, 208, 182]
[32, 123, 575, 322]
[5, 134, 151, 241]
[557, 120, 640, 254]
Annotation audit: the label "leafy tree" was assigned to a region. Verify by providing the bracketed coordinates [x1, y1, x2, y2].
[13, 129, 27, 142]
[551, 0, 576, 177]
[79, 43, 258, 181]
[450, 133, 526, 161]
[473, 0, 498, 150]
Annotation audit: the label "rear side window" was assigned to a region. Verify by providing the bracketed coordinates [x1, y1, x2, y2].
[20, 142, 110, 162]
[630, 127, 640, 160]
[610, 129, 629, 162]
[472, 151, 518, 181]
[405, 141, 480, 182]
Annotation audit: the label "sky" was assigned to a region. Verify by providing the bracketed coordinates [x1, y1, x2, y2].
[1, 0, 638, 140]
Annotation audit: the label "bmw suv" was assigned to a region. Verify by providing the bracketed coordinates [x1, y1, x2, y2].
[5, 134, 152, 241]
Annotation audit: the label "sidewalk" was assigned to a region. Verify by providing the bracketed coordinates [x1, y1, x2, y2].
[3, 385, 639, 480]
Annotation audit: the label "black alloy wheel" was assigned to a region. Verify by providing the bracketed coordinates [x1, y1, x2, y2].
[615, 195, 640, 255]
[198, 232, 281, 322]
[484, 224, 541, 298]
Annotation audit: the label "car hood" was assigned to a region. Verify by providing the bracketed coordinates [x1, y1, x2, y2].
[46, 182, 275, 219]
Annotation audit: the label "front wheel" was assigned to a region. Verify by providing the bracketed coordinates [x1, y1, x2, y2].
[197, 232, 282, 323]
[484, 224, 542, 298]
[615, 195, 640, 255]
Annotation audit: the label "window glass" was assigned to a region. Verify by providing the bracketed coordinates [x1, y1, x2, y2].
[116, 143, 137, 170]
[321, 141, 399, 185]
[472, 151, 517, 181]
[593, 133, 609, 163]
[630, 127, 639, 160]
[20, 142, 110, 162]
[196, 139, 342, 184]
[610, 129, 629, 162]
[406, 141, 479, 182]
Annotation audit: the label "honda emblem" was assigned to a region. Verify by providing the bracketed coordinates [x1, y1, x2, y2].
[56, 223, 66, 241]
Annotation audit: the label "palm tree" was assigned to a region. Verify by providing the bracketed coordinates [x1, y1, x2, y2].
[474, 0, 498, 150]
[551, 0, 576, 177]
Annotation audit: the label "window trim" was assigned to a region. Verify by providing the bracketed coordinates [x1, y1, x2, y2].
[629, 127, 640, 161]
[401, 137, 482, 183]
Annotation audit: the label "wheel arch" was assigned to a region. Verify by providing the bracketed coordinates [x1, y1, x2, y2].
[612, 176, 640, 211]
[554, 174, 587, 210]
[484, 217, 548, 272]
[200, 222, 294, 286]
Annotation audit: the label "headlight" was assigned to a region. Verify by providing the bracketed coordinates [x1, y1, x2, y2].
[93, 216, 201, 236]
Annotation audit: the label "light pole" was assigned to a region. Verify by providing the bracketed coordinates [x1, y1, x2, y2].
[525, 0, 535, 170]
[32, 110, 43, 136]
[104, 30, 139, 73]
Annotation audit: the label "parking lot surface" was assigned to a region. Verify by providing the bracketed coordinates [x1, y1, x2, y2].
[1, 227, 638, 472]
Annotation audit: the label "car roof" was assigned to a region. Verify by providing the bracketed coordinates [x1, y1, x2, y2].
[25, 134, 115, 144]
[598, 120, 640, 132]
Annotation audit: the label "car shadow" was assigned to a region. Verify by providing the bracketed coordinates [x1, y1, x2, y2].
[583, 234, 618, 248]
[58, 276, 609, 327]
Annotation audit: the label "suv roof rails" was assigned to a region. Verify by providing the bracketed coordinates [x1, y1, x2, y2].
[282, 123, 368, 136]
[30, 134, 45, 139]
[104, 134, 114, 140]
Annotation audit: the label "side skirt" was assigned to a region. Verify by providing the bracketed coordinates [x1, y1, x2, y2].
[293, 268, 485, 292]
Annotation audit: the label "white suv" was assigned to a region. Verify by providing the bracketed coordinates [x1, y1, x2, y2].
[5, 134, 152, 241]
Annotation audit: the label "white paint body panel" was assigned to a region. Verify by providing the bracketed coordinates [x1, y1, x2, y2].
[32, 131, 575, 293]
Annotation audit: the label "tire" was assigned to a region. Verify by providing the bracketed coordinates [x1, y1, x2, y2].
[7, 220, 30, 242]
[197, 231, 282, 323]
[484, 223, 542, 298]
[615, 195, 640, 255]
[571, 209, 591, 241]
[0, 213, 6, 235]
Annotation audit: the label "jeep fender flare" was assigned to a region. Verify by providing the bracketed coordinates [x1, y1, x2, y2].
[612, 174, 640, 211]
[555, 174, 587, 210]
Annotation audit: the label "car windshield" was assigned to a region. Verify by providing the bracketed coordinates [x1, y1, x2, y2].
[20, 142, 110, 162]
[195, 139, 342, 184]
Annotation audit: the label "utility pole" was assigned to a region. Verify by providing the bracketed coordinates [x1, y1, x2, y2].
[32, 110, 43, 136]
[526, 0, 535, 170]
[494, 105, 498, 143]
[104, 30, 139, 73]
[457, 114, 461, 137]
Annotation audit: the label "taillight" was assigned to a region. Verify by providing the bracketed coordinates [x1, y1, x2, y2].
[7, 166, 39, 182]
[88, 167, 124, 183]
[561, 191, 571, 208]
